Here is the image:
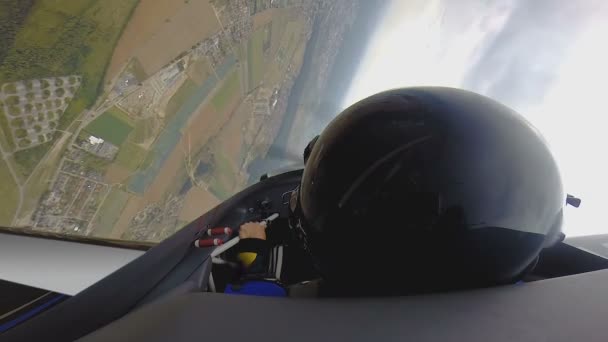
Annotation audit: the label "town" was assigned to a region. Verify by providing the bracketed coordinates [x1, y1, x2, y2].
[1, 0, 359, 242]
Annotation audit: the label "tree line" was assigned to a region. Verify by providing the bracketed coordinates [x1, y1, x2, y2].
[0, 0, 35, 65]
[0, 15, 97, 84]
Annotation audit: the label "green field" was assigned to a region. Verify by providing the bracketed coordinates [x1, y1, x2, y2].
[208, 151, 236, 200]
[84, 107, 134, 146]
[272, 8, 293, 41]
[247, 28, 266, 90]
[236, 42, 245, 62]
[115, 142, 147, 172]
[0, 158, 19, 224]
[139, 150, 156, 171]
[212, 70, 240, 111]
[266, 18, 305, 84]
[13, 141, 53, 178]
[0, 110, 16, 151]
[128, 58, 148, 83]
[188, 58, 213, 85]
[165, 78, 198, 120]
[91, 188, 129, 238]
[81, 153, 112, 173]
[285, 21, 305, 56]
[208, 179, 230, 200]
[131, 117, 158, 144]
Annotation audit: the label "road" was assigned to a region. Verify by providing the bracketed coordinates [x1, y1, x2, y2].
[0, 142, 24, 224]
[11, 131, 73, 225]
[6, 84, 128, 226]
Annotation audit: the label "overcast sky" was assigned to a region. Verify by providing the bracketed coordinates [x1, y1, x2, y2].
[342, 0, 608, 236]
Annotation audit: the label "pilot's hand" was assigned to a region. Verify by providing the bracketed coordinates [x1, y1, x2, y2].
[239, 222, 267, 240]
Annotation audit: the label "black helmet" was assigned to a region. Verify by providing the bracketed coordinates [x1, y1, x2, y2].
[290, 87, 565, 296]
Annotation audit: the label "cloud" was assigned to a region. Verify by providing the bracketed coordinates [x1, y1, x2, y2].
[462, 0, 593, 109]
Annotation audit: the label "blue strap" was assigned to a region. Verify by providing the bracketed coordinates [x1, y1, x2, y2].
[0, 294, 66, 333]
[225, 281, 286, 297]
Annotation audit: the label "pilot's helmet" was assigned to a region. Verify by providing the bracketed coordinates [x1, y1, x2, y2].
[289, 87, 565, 296]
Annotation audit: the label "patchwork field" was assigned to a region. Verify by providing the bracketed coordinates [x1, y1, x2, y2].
[113, 58, 239, 235]
[84, 107, 134, 146]
[164, 79, 199, 120]
[2, 0, 320, 242]
[126, 56, 239, 195]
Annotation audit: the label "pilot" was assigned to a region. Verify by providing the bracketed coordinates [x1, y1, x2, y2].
[222, 221, 288, 297]
[233, 87, 567, 297]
